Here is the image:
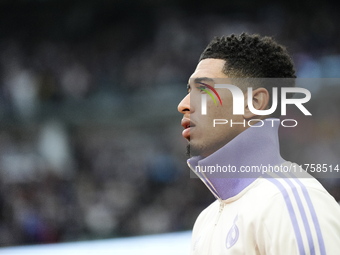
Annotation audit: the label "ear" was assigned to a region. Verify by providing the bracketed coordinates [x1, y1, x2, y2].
[244, 87, 270, 119]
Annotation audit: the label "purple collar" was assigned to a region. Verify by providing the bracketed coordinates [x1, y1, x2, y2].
[187, 118, 285, 200]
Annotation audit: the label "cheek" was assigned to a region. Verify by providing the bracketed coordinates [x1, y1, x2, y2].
[209, 104, 233, 119]
[190, 92, 203, 112]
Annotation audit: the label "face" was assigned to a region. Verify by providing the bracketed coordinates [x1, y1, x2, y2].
[178, 59, 247, 157]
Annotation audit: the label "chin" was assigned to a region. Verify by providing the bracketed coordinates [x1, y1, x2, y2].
[188, 138, 229, 158]
[186, 142, 211, 157]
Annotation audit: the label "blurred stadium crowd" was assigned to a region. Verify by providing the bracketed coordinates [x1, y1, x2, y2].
[0, 0, 340, 246]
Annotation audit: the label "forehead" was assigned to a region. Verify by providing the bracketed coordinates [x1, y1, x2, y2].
[189, 58, 228, 81]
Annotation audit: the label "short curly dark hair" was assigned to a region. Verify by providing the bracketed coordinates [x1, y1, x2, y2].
[199, 33, 296, 78]
[199, 33, 296, 117]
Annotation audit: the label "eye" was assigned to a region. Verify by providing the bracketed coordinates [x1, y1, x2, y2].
[186, 84, 191, 93]
[198, 85, 207, 92]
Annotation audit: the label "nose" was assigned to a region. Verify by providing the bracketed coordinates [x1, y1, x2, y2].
[178, 93, 191, 114]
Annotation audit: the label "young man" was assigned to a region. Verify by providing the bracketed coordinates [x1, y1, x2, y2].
[178, 33, 340, 254]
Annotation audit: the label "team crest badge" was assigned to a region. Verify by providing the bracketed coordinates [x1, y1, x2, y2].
[226, 215, 239, 249]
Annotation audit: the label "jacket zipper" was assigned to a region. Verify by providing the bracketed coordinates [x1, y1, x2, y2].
[214, 199, 225, 226]
[187, 163, 225, 226]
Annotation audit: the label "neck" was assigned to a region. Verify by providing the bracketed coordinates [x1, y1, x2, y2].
[187, 118, 284, 200]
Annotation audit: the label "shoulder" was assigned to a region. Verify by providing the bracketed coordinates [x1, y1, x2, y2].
[248, 171, 340, 254]
[245, 171, 340, 228]
[193, 199, 220, 226]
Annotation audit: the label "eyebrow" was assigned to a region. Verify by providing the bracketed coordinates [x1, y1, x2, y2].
[187, 77, 215, 90]
[193, 77, 215, 84]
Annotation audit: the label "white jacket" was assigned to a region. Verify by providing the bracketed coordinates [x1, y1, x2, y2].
[187, 120, 340, 254]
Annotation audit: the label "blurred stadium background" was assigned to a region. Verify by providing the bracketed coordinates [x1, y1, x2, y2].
[0, 0, 340, 253]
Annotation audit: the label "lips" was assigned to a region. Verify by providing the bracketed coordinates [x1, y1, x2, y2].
[181, 118, 196, 140]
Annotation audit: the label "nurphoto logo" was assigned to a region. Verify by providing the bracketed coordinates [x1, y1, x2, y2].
[200, 83, 312, 128]
[201, 84, 311, 116]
